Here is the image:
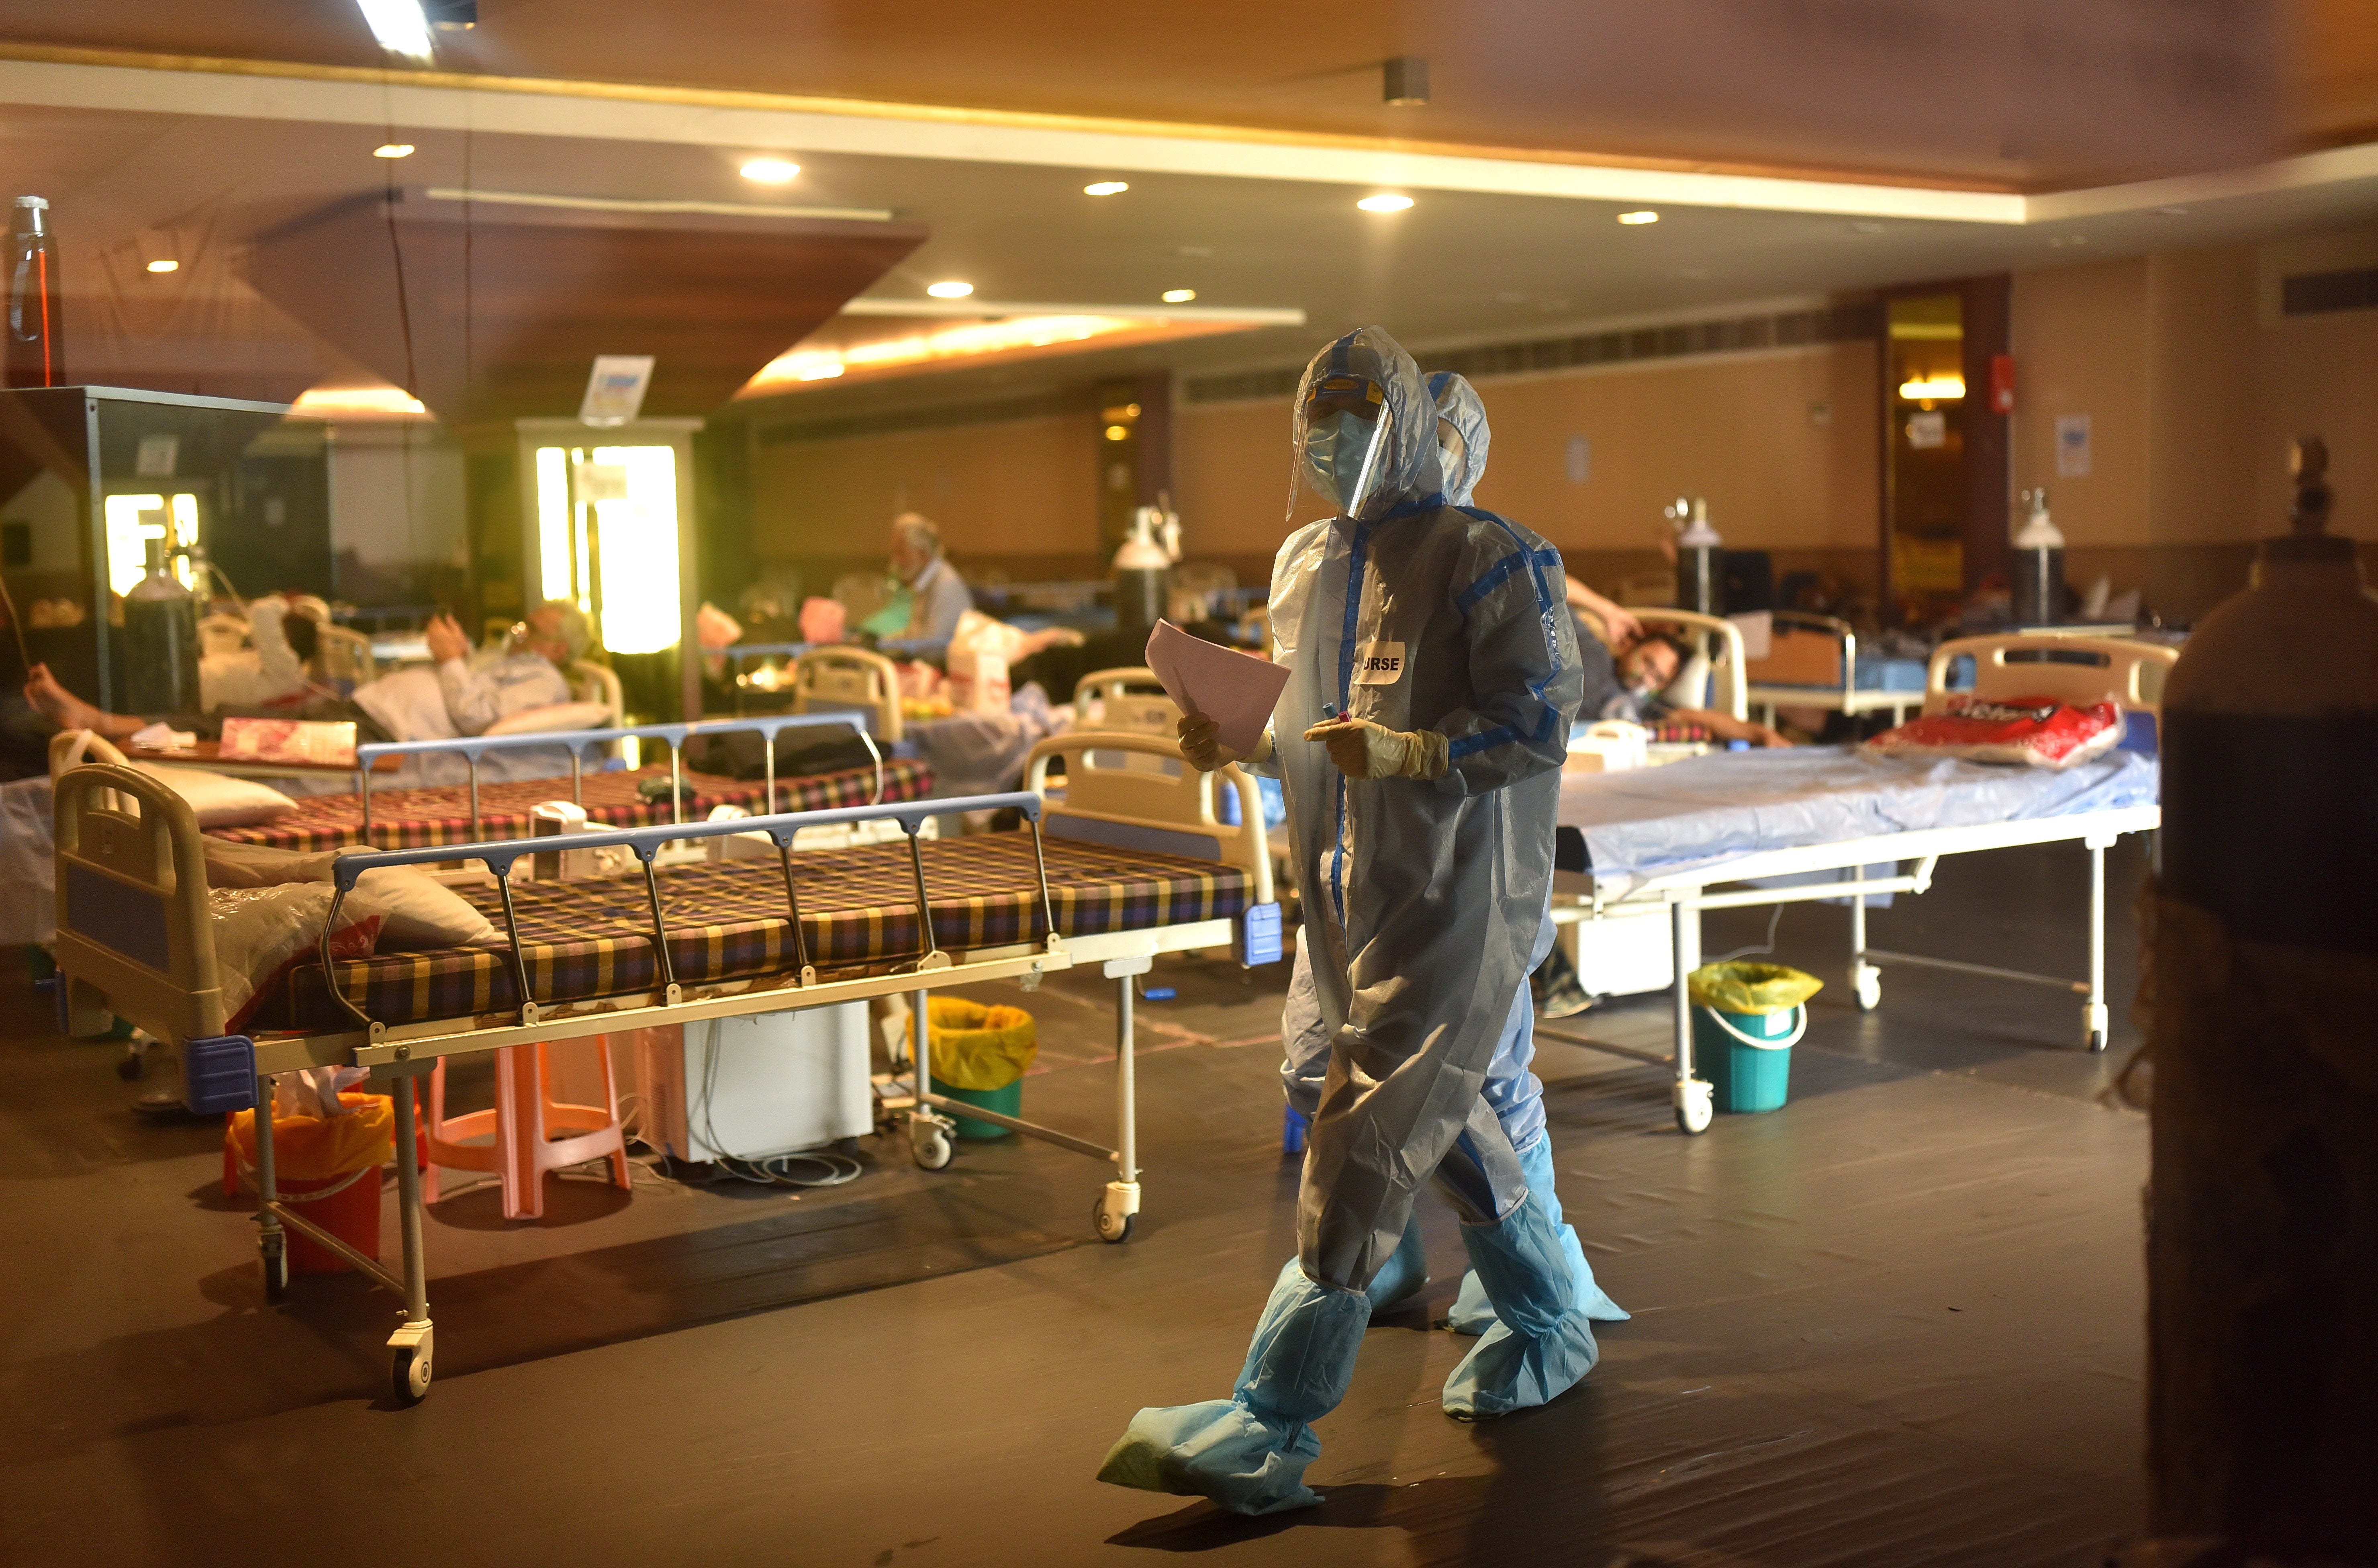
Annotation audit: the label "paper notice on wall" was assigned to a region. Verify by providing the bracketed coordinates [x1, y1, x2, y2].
[2055, 414, 2093, 477]
[1146, 621, 1289, 758]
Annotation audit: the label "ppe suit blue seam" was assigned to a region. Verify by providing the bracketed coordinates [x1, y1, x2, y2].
[1454, 554, 1526, 614]
[1479, 514, 1569, 727]
[1447, 725, 1519, 760]
[1330, 517, 1375, 925]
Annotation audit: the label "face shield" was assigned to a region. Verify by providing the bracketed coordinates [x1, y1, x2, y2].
[1285, 326, 1442, 524]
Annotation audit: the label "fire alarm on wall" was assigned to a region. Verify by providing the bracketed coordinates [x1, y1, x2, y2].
[1989, 353, 2016, 415]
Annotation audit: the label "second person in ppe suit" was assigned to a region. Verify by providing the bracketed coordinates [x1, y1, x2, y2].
[1098, 330, 1601, 1516]
[1274, 371, 1626, 1337]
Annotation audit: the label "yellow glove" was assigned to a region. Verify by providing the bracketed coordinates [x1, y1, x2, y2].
[1302, 717, 1448, 781]
[1177, 712, 1273, 772]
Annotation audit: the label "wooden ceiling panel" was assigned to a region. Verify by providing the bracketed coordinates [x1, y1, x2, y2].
[247, 192, 925, 423]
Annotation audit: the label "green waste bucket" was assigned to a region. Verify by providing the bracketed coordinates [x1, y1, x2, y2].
[1686, 963, 1820, 1115]
[936, 1078, 1024, 1140]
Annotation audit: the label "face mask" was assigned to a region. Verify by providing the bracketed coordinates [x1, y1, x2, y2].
[1300, 407, 1391, 514]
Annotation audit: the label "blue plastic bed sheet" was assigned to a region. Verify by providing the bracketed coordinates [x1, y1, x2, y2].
[1558, 746, 2157, 891]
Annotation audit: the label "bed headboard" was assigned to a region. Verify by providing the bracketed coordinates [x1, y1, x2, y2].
[1925, 634, 2176, 716]
[51, 762, 228, 1043]
[1072, 667, 1180, 739]
[1632, 608, 1749, 721]
[793, 646, 905, 743]
[1026, 733, 1273, 906]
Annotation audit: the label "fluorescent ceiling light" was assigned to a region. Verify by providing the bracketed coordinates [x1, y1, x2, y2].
[1084, 181, 1129, 196]
[355, 0, 435, 60]
[421, 186, 891, 222]
[374, 143, 415, 159]
[1898, 376, 1965, 400]
[291, 386, 429, 416]
[925, 280, 974, 298]
[1616, 210, 1659, 225]
[1357, 193, 1414, 212]
[145, 259, 178, 274]
[740, 157, 800, 183]
[795, 361, 844, 381]
[1161, 288, 1196, 303]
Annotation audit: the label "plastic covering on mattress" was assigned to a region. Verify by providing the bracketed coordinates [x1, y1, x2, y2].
[1558, 745, 2157, 893]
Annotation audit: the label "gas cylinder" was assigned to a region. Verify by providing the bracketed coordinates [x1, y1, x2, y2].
[2010, 487, 2066, 626]
[2146, 437, 2378, 1548]
[120, 537, 200, 715]
[6, 195, 65, 389]
[1669, 496, 1723, 617]
[1112, 504, 1176, 643]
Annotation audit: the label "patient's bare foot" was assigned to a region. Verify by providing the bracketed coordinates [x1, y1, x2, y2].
[23, 664, 143, 739]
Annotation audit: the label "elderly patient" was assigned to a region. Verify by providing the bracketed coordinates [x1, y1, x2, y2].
[23, 602, 590, 745]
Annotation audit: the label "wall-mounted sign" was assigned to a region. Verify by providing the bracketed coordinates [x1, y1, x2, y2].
[2055, 414, 2092, 477]
[579, 355, 656, 427]
[1906, 411, 1947, 449]
[1565, 435, 1591, 485]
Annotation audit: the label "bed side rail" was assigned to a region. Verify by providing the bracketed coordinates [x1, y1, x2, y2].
[1024, 733, 1275, 907]
[1924, 634, 2177, 717]
[51, 762, 229, 1042]
[314, 792, 1054, 1035]
[351, 710, 881, 836]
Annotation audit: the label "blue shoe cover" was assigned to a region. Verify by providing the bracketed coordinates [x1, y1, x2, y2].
[1097, 1267, 1371, 1514]
[1440, 1189, 1600, 1421]
[1448, 1135, 1625, 1334]
[1365, 1215, 1429, 1312]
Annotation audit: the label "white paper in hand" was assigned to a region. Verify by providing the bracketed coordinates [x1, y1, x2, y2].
[1145, 621, 1290, 759]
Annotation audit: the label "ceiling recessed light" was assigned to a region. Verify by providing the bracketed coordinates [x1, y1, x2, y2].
[1104, 425, 1130, 441]
[1084, 181, 1129, 196]
[1357, 193, 1414, 213]
[925, 281, 974, 299]
[145, 259, 179, 274]
[2153, 206, 2189, 216]
[1616, 210, 1659, 225]
[1161, 288, 1197, 304]
[374, 143, 415, 159]
[740, 158, 800, 183]
[355, 0, 435, 59]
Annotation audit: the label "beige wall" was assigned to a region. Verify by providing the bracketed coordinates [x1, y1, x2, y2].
[2011, 257, 2154, 547]
[1176, 341, 1880, 582]
[749, 412, 1102, 565]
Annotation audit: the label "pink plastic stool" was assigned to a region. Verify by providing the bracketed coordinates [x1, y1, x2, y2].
[425, 1036, 630, 1220]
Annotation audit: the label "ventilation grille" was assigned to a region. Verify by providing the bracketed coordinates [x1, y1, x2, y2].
[757, 386, 1095, 446]
[1183, 302, 1881, 404]
[2281, 267, 2378, 317]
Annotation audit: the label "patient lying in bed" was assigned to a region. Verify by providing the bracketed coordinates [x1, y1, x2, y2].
[1587, 625, 1790, 749]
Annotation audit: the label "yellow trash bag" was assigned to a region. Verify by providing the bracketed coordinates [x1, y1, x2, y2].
[1687, 962, 1824, 1016]
[928, 998, 1038, 1091]
[222, 1092, 395, 1193]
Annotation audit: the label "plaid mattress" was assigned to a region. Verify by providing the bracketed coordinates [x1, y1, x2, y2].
[261, 831, 1248, 1031]
[203, 759, 934, 853]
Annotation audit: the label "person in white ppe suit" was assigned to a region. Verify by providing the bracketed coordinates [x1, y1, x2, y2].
[1274, 370, 1626, 1339]
[1097, 329, 1601, 1515]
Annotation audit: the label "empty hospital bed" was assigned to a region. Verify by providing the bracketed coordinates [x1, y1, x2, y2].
[1550, 632, 2174, 1134]
[47, 728, 1276, 1404]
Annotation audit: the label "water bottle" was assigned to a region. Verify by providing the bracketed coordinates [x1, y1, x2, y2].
[121, 537, 200, 715]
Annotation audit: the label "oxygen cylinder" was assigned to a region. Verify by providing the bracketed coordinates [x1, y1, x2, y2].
[2010, 488, 2067, 625]
[120, 537, 200, 715]
[1670, 496, 1724, 617]
[7, 195, 65, 389]
[2146, 437, 2378, 1546]
[1112, 505, 1173, 641]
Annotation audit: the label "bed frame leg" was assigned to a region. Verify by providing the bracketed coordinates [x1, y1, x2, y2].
[2084, 840, 2110, 1052]
[1671, 901, 1712, 1135]
[254, 1074, 287, 1300]
[1849, 883, 1881, 1011]
[386, 1073, 435, 1405]
[1097, 960, 1145, 1242]
[907, 988, 953, 1171]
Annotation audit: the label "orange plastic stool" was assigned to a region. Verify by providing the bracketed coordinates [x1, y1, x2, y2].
[425, 1036, 631, 1220]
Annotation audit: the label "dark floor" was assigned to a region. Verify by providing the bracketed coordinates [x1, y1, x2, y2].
[0, 837, 2152, 1567]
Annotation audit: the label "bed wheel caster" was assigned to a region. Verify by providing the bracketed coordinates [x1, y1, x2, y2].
[260, 1235, 288, 1301]
[1673, 1079, 1714, 1136]
[1094, 1180, 1139, 1243]
[1852, 962, 1882, 1012]
[388, 1321, 433, 1405]
[114, 1048, 145, 1081]
[909, 1111, 954, 1171]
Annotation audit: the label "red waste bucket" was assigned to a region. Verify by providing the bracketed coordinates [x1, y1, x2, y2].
[223, 1092, 398, 1275]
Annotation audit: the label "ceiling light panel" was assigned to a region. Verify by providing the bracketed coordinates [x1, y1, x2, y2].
[354, 0, 435, 59]
[1357, 193, 1414, 212]
[740, 157, 800, 182]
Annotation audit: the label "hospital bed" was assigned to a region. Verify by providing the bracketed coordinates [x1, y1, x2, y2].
[198, 715, 924, 854]
[1744, 610, 1928, 729]
[1632, 608, 1748, 758]
[47, 729, 1276, 1404]
[1073, 667, 1178, 738]
[1548, 632, 2175, 1135]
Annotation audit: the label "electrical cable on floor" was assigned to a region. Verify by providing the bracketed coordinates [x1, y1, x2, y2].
[689, 1019, 863, 1189]
[1709, 904, 1786, 965]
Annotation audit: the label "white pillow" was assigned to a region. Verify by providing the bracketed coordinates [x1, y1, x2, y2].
[139, 765, 295, 827]
[211, 883, 385, 1033]
[1660, 650, 1714, 713]
[485, 700, 613, 737]
[353, 666, 457, 743]
[201, 841, 496, 949]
